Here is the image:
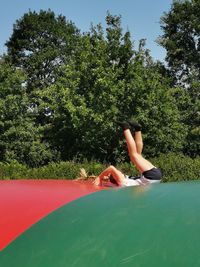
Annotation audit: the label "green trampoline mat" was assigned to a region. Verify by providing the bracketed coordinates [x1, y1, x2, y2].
[1, 181, 200, 267]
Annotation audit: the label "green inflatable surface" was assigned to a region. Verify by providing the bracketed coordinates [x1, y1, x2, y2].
[1, 181, 200, 267]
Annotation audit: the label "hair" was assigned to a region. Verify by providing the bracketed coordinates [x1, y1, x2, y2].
[75, 168, 97, 182]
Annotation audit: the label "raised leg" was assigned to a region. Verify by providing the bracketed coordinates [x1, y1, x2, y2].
[123, 129, 155, 173]
[134, 131, 143, 155]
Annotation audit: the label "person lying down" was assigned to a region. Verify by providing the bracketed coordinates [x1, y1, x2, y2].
[76, 120, 162, 187]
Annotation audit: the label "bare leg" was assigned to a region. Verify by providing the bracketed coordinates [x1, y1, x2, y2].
[134, 131, 143, 155]
[94, 165, 125, 186]
[123, 129, 155, 173]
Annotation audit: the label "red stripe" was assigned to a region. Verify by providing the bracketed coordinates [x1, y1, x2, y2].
[0, 180, 103, 250]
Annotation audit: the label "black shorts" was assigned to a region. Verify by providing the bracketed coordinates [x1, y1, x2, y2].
[142, 167, 162, 180]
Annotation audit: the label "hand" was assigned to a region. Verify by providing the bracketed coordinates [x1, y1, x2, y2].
[93, 177, 101, 186]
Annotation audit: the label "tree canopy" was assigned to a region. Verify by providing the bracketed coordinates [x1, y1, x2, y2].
[158, 0, 200, 157]
[6, 10, 80, 91]
[0, 9, 198, 166]
[0, 60, 56, 166]
[158, 0, 200, 84]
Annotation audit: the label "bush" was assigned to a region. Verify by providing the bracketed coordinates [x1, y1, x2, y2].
[0, 160, 108, 180]
[0, 160, 28, 180]
[0, 153, 199, 182]
[0, 161, 81, 180]
[27, 161, 81, 180]
[150, 153, 200, 183]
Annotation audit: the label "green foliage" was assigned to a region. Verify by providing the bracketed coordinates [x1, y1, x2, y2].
[6, 9, 79, 91]
[37, 15, 186, 162]
[158, 0, 200, 83]
[173, 81, 200, 158]
[0, 60, 57, 166]
[150, 153, 200, 183]
[0, 154, 199, 183]
[184, 80, 200, 157]
[158, 0, 200, 157]
[2, 121, 56, 167]
[125, 43, 186, 157]
[0, 160, 106, 180]
[0, 10, 197, 166]
[26, 161, 81, 179]
[0, 160, 28, 180]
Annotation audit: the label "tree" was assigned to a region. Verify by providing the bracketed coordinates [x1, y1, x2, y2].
[0, 59, 56, 166]
[158, 0, 200, 157]
[2, 11, 188, 165]
[183, 80, 200, 157]
[124, 40, 187, 157]
[106, 12, 134, 78]
[6, 9, 80, 91]
[158, 0, 200, 84]
[37, 21, 122, 162]
[38, 15, 186, 163]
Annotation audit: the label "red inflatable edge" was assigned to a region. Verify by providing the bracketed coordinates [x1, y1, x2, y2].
[0, 179, 104, 251]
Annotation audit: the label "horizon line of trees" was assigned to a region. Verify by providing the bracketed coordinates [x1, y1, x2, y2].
[0, 1, 199, 167]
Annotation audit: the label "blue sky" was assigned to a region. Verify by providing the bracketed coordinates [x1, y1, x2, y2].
[0, 0, 172, 62]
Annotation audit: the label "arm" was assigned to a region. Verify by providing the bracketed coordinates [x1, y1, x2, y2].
[94, 165, 125, 186]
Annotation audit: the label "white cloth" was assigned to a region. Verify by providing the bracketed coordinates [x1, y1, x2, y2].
[122, 175, 160, 187]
